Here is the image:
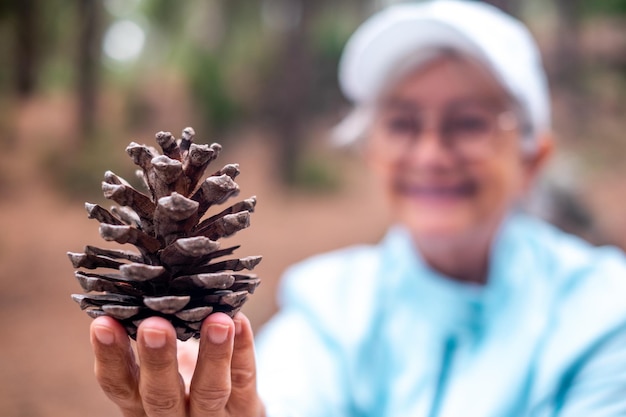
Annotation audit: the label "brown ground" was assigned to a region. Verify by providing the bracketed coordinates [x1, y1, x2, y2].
[1, 85, 626, 416]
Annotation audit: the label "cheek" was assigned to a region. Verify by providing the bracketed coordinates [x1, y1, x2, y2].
[476, 159, 528, 212]
[371, 164, 398, 206]
[473, 133, 531, 211]
[365, 137, 396, 191]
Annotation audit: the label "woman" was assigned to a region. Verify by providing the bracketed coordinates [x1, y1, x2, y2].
[89, 1, 626, 416]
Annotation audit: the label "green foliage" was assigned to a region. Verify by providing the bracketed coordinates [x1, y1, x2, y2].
[311, 4, 361, 60]
[142, 0, 186, 28]
[582, 0, 626, 15]
[186, 49, 240, 136]
[291, 155, 341, 193]
[40, 0, 91, 91]
[307, 8, 357, 112]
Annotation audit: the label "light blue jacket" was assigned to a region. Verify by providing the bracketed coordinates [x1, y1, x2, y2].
[256, 214, 626, 416]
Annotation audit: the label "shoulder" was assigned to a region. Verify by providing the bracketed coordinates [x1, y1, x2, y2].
[516, 215, 626, 327]
[543, 220, 626, 345]
[516, 216, 626, 395]
[509, 214, 626, 290]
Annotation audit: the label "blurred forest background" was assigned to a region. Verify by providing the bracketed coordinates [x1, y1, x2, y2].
[0, 0, 625, 416]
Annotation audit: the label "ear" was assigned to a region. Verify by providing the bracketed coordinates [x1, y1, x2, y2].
[522, 132, 554, 187]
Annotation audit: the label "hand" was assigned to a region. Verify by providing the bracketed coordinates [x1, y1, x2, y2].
[89, 312, 265, 417]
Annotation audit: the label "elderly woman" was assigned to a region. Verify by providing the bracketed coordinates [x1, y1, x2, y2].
[89, 1, 626, 416]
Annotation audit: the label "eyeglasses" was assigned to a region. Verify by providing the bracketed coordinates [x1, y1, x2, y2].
[371, 100, 519, 161]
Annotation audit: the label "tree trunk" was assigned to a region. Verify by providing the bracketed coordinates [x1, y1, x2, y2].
[14, 0, 38, 97]
[264, 0, 319, 185]
[552, 0, 583, 87]
[551, 0, 586, 132]
[77, 0, 102, 138]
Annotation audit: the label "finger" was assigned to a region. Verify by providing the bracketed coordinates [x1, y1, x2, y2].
[189, 312, 235, 416]
[137, 317, 186, 417]
[90, 316, 144, 417]
[227, 312, 264, 416]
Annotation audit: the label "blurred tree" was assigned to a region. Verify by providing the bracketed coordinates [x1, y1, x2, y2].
[0, 0, 41, 97]
[549, 0, 590, 137]
[583, 0, 626, 14]
[77, 0, 104, 138]
[143, 0, 186, 29]
[308, 2, 362, 113]
[167, 0, 249, 139]
[552, 0, 583, 86]
[263, 0, 315, 185]
[260, 0, 364, 185]
[187, 50, 238, 136]
[14, 0, 39, 97]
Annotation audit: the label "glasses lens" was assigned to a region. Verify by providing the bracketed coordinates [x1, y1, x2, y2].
[374, 109, 419, 158]
[381, 112, 417, 137]
[443, 106, 498, 158]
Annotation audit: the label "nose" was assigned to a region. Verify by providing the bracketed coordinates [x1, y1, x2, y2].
[404, 129, 456, 168]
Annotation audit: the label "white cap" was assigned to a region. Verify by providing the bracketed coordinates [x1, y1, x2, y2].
[336, 0, 550, 145]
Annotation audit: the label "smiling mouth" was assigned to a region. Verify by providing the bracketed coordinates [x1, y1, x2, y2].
[395, 181, 477, 201]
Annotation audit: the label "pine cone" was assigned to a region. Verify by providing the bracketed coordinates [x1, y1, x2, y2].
[68, 127, 261, 341]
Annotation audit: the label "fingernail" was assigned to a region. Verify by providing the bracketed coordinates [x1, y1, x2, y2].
[143, 329, 166, 349]
[207, 324, 229, 344]
[94, 325, 115, 345]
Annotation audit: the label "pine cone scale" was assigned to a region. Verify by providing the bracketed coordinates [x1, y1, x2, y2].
[102, 305, 142, 320]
